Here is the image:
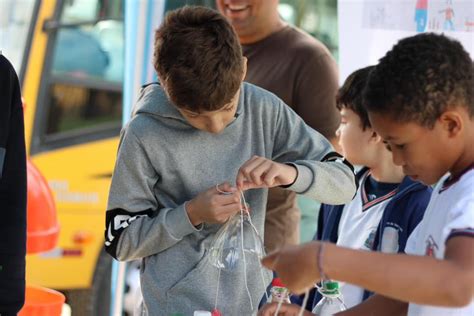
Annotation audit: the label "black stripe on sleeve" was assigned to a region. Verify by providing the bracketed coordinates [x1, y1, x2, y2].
[104, 208, 155, 259]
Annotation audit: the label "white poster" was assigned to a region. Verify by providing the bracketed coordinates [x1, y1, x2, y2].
[338, 0, 474, 83]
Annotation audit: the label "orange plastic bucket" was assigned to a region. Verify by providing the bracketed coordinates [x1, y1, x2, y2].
[18, 285, 65, 316]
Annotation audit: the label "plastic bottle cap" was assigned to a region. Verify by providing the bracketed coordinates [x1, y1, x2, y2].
[320, 281, 340, 295]
[323, 281, 339, 291]
[271, 277, 285, 287]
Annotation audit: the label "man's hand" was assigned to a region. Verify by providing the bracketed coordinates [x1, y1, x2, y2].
[236, 156, 297, 191]
[186, 182, 241, 226]
[258, 302, 314, 316]
[262, 242, 321, 294]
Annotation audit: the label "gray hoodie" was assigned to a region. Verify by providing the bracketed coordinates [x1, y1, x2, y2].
[105, 82, 356, 315]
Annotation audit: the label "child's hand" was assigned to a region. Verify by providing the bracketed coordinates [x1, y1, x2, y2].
[236, 156, 297, 191]
[186, 182, 241, 226]
[261, 242, 320, 295]
[258, 302, 314, 316]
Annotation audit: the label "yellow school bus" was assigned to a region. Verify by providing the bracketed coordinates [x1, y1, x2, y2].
[21, 1, 123, 314]
[7, 0, 338, 314]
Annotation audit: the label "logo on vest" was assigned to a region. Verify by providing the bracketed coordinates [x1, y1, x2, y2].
[425, 235, 438, 257]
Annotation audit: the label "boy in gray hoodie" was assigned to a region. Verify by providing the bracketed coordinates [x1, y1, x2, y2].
[105, 6, 356, 316]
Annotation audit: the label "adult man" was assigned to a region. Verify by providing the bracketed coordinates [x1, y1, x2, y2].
[0, 55, 27, 315]
[217, 0, 340, 252]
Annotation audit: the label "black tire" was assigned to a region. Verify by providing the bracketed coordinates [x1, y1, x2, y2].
[64, 248, 112, 316]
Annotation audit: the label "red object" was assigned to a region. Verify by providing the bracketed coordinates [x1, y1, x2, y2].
[18, 285, 65, 316]
[211, 308, 222, 316]
[271, 277, 285, 288]
[26, 160, 59, 254]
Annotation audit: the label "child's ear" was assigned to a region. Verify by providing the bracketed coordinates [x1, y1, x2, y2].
[440, 110, 463, 137]
[369, 130, 382, 143]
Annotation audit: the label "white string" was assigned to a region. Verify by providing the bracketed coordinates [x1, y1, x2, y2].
[214, 264, 221, 310]
[213, 185, 270, 310]
[240, 191, 270, 303]
[240, 203, 254, 311]
[273, 289, 285, 316]
[298, 290, 310, 316]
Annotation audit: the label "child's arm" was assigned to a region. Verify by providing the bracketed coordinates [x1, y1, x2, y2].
[235, 155, 298, 191]
[258, 302, 312, 316]
[263, 237, 474, 307]
[254, 98, 357, 205]
[258, 296, 407, 316]
[105, 127, 242, 261]
[337, 294, 407, 316]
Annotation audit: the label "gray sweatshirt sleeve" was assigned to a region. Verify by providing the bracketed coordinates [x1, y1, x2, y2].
[272, 101, 357, 205]
[104, 127, 200, 261]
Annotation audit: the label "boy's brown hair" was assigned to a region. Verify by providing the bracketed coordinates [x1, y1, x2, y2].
[336, 65, 375, 130]
[153, 6, 244, 112]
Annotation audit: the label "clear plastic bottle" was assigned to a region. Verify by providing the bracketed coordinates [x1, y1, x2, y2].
[208, 209, 265, 270]
[312, 281, 347, 315]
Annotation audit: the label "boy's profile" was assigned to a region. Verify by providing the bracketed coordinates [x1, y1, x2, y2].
[104, 6, 356, 315]
[259, 33, 473, 316]
[265, 66, 432, 313]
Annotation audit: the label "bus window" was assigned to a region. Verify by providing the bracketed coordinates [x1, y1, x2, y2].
[35, 0, 124, 151]
[0, 0, 36, 73]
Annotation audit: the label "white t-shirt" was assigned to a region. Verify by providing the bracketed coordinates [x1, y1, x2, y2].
[337, 171, 398, 308]
[405, 168, 474, 316]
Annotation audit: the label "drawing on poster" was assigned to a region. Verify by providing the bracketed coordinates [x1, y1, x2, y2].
[363, 0, 473, 33]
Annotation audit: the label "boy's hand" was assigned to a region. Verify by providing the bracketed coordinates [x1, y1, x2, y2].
[186, 182, 241, 226]
[258, 303, 314, 316]
[236, 156, 297, 191]
[261, 242, 320, 295]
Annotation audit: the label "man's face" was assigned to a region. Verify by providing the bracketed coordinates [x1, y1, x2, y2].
[369, 112, 456, 185]
[216, 0, 279, 39]
[175, 96, 239, 134]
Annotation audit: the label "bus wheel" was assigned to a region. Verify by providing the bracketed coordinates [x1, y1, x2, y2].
[64, 248, 111, 316]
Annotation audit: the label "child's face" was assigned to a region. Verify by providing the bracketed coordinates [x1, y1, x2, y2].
[369, 112, 456, 185]
[176, 97, 239, 134]
[336, 108, 376, 166]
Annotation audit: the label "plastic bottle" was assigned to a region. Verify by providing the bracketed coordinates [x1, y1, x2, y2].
[312, 281, 347, 315]
[267, 278, 291, 303]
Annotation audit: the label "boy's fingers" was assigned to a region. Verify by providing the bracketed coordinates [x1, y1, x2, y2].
[257, 302, 279, 316]
[263, 167, 279, 186]
[261, 251, 280, 270]
[236, 156, 264, 188]
[217, 182, 237, 193]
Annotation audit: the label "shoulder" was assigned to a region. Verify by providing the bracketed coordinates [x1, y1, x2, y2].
[0, 54, 13, 70]
[282, 26, 334, 61]
[242, 82, 286, 111]
[0, 55, 18, 84]
[391, 179, 432, 210]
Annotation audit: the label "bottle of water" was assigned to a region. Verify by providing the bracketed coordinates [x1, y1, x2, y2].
[312, 281, 346, 315]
